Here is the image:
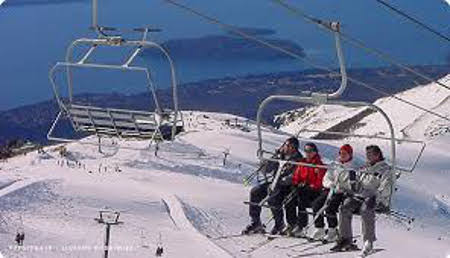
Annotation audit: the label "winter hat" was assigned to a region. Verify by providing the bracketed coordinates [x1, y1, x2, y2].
[304, 142, 318, 153]
[340, 144, 353, 157]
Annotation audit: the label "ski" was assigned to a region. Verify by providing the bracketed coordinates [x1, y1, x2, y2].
[274, 239, 315, 250]
[286, 241, 332, 257]
[288, 246, 361, 258]
[207, 232, 264, 240]
[356, 248, 385, 257]
[240, 237, 274, 254]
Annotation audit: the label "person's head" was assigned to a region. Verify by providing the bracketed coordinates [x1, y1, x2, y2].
[365, 145, 384, 165]
[304, 142, 318, 160]
[339, 144, 353, 163]
[279, 137, 299, 155]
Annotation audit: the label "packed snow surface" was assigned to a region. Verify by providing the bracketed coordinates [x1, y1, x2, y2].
[0, 109, 449, 257]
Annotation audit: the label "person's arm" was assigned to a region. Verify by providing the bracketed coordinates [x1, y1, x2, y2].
[322, 168, 335, 189]
[292, 165, 301, 186]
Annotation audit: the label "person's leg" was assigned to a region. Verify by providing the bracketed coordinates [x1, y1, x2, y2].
[268, 187, 286, 231]
[283, 187, 298, 227]
[360, 196, 377, 243]
[325, 193, 345, 228]
[338, 197, 360, 241]
[249, 183, 268, 224]
[311, 190, 328, 229]
[296, 186, 309, 228]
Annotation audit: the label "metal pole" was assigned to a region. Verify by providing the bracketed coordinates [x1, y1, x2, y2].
[328, 29, 348, 99]
[93, 0, 98, 28]
[104, 224, 110, 258]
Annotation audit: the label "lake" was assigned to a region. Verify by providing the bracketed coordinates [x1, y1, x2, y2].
[0, 0, 448, 110]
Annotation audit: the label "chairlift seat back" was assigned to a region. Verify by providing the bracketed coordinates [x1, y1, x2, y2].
[68, 104, 159, 139]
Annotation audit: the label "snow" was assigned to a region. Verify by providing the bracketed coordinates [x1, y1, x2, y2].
[353, 75, 450, 141]
[0, 107, 449, 257]
[275, 104, 366, 138]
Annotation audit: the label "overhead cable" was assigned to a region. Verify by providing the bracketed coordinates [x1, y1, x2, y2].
[271, 0, 450, 91]
[163, 0, 450, 122]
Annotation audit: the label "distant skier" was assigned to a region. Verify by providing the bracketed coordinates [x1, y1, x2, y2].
[288, 142, 327, 238]
[331, 145, 393, 256]
[242, 137, 303, 235]
[308, 144, 354, 242]
[15, 231, 24, 246]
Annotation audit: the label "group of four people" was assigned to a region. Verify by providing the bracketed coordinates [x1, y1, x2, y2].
[243, 137, 392, 255]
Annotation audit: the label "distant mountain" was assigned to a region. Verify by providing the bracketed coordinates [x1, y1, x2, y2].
[225, 27, 277, 37]
[141, 34, 305, 60]
[0, 65, 448, 147]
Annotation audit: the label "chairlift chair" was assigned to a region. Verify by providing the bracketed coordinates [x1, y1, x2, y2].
[47, 0, 184, 152]
[254, 22, 425, 213]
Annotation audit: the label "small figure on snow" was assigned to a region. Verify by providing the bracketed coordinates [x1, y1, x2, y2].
[15, 231, 25, 246]
[155, 233, 164, 256]
[222, 149, 230, 166]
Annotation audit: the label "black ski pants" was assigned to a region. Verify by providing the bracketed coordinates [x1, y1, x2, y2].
[249, 183, 269, 224]
[296, 186, 322, 228]
[249, 183, 296, 228]
[311, 190, 345, 228]
[267, 185, 297, 228]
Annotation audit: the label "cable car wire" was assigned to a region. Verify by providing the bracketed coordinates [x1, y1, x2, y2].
[163, 0, 450, 122]
[270, 0, 450, 91]
[374, 0, 450, 44]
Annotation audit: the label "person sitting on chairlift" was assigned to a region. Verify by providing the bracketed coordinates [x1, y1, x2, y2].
[309, 144, 354, 242]
[331, 145, 392, 256]
[242, 137, 303, 235]
[288, 142, 327, 238]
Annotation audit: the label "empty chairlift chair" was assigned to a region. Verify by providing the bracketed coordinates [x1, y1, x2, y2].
[47, 27, 184, 150]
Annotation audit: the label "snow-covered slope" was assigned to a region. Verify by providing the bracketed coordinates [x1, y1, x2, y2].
[275, 104, 367, 138]
[0, 111, 449, 257]
[353, 75, 450, 140]
[278, 75, 450, 141]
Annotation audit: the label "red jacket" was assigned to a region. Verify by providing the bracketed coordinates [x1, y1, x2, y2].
[292, 154, 327, 191]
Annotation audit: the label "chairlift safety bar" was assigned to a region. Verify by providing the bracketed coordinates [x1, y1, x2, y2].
[295, 128, 427, 173]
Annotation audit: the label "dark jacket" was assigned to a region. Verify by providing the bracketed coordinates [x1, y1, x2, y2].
[258, 151, 303, 186]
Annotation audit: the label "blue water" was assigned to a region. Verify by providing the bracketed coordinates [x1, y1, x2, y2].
[0, 0, 449, 110]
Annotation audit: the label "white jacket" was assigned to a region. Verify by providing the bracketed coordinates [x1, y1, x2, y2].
[322, 160, 354, 193]
[356, 160, 394, 209]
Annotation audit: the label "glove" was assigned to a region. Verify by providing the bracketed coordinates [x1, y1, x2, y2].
[349, 170, 357, 181]
[349, 170, 358, 192]
[366, 196, 377, 209]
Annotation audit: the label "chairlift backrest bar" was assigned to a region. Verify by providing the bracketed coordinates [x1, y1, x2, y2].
[124, 47, 143, 67]
[78, 45, 97, 65]
[256, 95, 396, 171]
[49, 61, 162, 115]
[55, 62, 147, 71]
[296, 129, 425, 144]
